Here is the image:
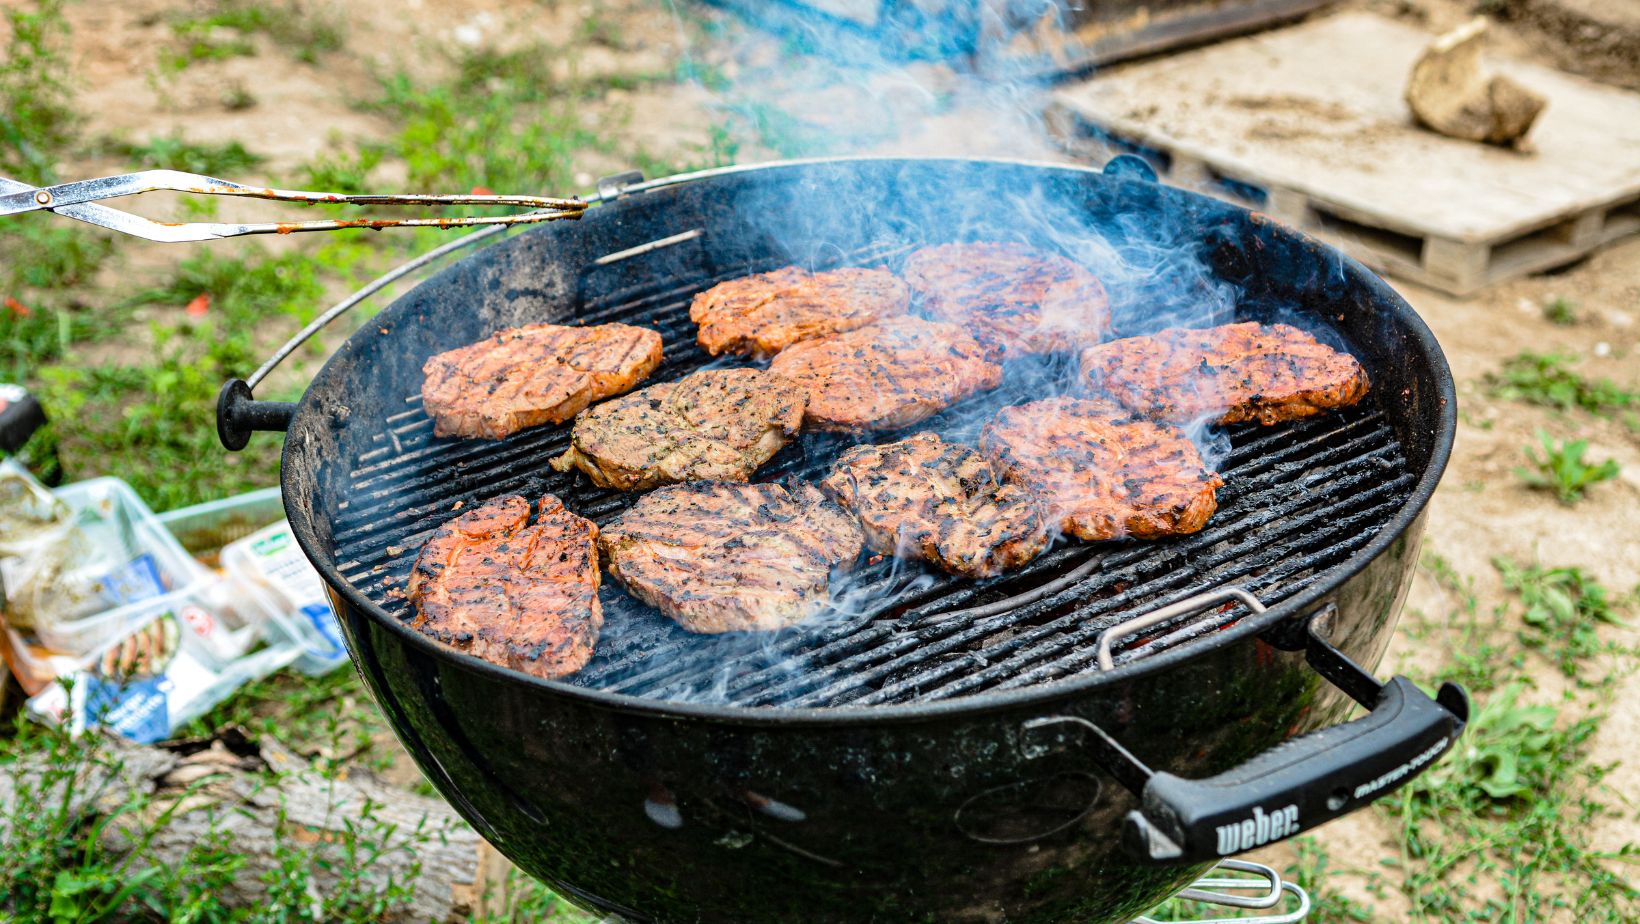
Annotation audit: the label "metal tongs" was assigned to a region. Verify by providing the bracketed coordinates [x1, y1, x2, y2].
[0, 170, 587, 243]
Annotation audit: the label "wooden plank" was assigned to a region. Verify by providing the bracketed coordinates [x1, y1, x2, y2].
[1049, 13, 1640, 245]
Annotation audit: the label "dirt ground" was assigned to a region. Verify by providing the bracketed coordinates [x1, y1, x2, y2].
[17, 0, 1640, 917]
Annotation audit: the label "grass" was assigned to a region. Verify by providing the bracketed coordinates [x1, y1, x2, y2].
[0, 0, 76, 180]
[8, 2, 1634, 921]
[1377, 558, 1639, 922]
[163, 0, 344, 71]
[1496, 557, 1630, 680]
[370, 46, 604, 198]
[1486, 352, 1638, 416]
[0, 6, 732, 919]
[1542, 296, 1578, 326]
[99, 134, 264, 177]
[1516, 429, 1621, 505]
[28, 248, 325, 510]
[0, 720, 437, 922]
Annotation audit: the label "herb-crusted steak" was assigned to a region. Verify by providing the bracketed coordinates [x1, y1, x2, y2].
[820, 432, 1048, 578]
[1079, 322, 1370, 426]
[551, 368, 807, 491]
[767, 317, 1002, 431]
[408, 494, 601, 679]
[901, 242, 1111, 359]
[600, 481, 864, 633]
[691, 266, 911, 358]
[422, 322, 663, 439]
[980, 398, 1223, 541]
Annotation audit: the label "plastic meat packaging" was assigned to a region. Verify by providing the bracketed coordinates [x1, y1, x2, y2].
[1, 469, 203, 654]
[25, 584, 304, 743]
[222, 521, 349, 675]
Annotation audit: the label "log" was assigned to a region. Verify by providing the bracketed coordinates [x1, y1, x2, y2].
[1405, 17, 1547, 147]
[0, 728, 518, 922]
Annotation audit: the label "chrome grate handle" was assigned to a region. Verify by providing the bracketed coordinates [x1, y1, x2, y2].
[1133, 859, 1312, 923]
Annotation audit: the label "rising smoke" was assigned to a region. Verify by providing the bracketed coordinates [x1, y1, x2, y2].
[590, 1, 1254, 705]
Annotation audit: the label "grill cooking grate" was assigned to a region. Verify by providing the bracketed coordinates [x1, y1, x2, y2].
[330, 240, 1413, 709]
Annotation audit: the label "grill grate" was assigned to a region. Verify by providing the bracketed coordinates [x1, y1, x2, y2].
[330, 241, 1413, 709]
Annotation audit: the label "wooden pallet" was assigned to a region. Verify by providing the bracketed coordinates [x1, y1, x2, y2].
[1047, 13, 1640, 295]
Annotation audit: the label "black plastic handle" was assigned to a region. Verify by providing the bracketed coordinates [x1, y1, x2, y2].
[1026, 605, 1470, 864]
[1125, 673, 1468, 862]
[1126, 609, 1468, 862]
[217, 378, 296, 451]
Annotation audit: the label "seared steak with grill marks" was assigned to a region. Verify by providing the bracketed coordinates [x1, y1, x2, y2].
[901, 242, 1111, 359]
[551, 368, 807, 491]
[691, 266, 911, 358]
[1079, 322, 1370, 426]
[980, 398, 1223, 541]
[767, 317, 1002, 431]
[408, 494, 601, 679]
[600, 481, 864, 633]
[820, 432, 1048, 578]
[422, 322, 663, 439]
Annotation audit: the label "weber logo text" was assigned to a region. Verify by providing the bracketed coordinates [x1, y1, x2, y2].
[1214, 804, 1299, 855]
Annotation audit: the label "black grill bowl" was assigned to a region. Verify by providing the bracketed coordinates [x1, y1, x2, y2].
[274, 158, 1457, 923]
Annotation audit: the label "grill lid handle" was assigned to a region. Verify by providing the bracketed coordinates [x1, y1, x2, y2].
[1026, 602, 1469, 865]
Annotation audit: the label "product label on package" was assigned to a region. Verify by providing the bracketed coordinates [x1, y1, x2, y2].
[301, 602, 344, 660]
[84, 674, 172, 744]
[96, 554, 166, 606]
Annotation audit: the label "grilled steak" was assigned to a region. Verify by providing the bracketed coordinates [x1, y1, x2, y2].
[1079, 322, 1370, 426]
[600, 481, 865, 633]
[408, 494, 602, 679]
[422, 322, 663, 439]
[820, 432, 1048, 578]
[551, 368, 807, 491]
[980, 397, 1223, 541]
[767, 317, 1002, 431]
[691, 266, 911, 358]
[900, 242, 1111, 359]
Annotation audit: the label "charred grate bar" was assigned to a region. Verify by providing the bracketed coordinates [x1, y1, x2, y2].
[330, 245, 1413, 709]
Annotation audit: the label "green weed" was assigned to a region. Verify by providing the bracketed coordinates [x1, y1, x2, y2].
[299, 145, 384, 195]
[1542, 296, 1578, 326]
[1486, 352, 1638, 415]
[371, 47, 602, 198]
[0, 717, 441, 922]
[164, 0, 344, 71]
[1415, 553, 1513, 694]
[0, 0, 77, 179]
[2, 219, 114, 292]
[185, 669, 388, 775]
[32, 249, 323, 509]
[101, 134, 264, 177]
[1516, 430, 1620, 504]
[1495, 557, 1629, 681]
[1289, 836, 1375, 922]
[1385, 683, 1638, 921]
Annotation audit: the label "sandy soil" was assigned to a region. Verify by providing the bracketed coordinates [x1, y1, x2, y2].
[12, 0, 1640, 916]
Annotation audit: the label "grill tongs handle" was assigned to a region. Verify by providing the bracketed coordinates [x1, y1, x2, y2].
[1027, 591, 1469, 865]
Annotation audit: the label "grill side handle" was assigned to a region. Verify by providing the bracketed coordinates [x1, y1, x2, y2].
[1025, 603, 1470, 865]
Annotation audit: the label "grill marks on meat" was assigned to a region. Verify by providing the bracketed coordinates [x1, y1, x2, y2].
[550, 368, 807, 491]
[600, 481, 865, 633]
[820, 433, 1048, 578]
[407, 494, 602, 679]
[690, 266, 911, 358]
[981, 398, 1223, 541]
[767, 317, 1002, 431]
[1080, 322, 1370, 426]
[422, 322, 663, 439]
[901, 242, 1111, 359]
